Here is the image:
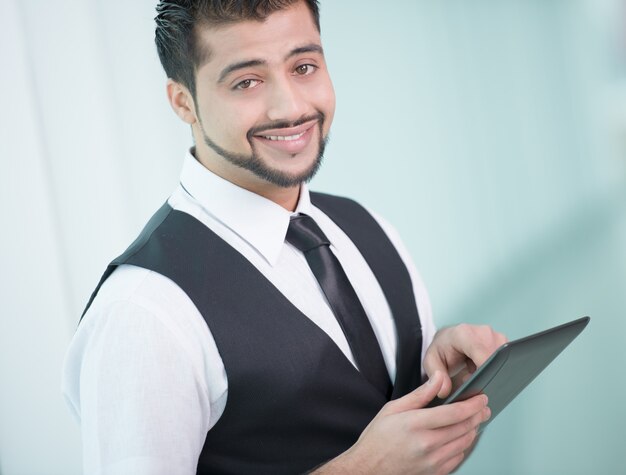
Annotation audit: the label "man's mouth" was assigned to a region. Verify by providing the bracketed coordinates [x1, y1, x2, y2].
[261, 131, 307, 142]
[252, 120, 318, 154]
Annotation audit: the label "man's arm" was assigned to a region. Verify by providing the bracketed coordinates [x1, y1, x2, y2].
[63, 295, 212, 474]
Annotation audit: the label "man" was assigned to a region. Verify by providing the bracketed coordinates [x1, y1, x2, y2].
[62, 1, 506, 473]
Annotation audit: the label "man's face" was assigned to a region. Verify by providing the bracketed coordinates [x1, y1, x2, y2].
[190, 1, 335, 192]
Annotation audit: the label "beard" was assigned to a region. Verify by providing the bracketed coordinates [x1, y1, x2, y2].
[199, 112, 328, 188]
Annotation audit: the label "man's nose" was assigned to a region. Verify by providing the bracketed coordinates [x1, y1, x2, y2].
[266, 78, 308, 123]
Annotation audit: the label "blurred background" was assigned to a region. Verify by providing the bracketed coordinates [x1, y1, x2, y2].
[1, 0, 625, 473]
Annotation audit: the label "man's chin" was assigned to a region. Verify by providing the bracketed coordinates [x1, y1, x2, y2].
[249, 151, 323, 188]
[260, 165, 321, 188]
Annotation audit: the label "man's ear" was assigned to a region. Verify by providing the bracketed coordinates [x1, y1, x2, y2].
[166, 79, 197, 125]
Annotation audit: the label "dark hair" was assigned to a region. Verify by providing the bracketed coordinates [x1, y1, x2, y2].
[155, 0, 321, 97]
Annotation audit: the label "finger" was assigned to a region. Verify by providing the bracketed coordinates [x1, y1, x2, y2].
[408, 394, 488, 430]
[449, 365, 473, 394]
[460, 325, 508, 368]
[432, 403, 490, 446]
[425, 416, 483, 474]
[385, 371, 444, 414]
[466, 360, 477, 374]
[422, 357, 453, 399]
[436, 451, 465, 475]
[430, 407, 488, 474]
[406, 403, 487, 472]
[458, 369, 473, 385]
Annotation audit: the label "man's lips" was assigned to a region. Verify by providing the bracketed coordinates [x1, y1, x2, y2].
[253, 119, 318, 140]
[252, 120, 318, 154]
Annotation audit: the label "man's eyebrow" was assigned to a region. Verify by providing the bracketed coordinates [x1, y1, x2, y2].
[217, 44, 324, 84]
[218, 59, 267, 84]
[285, 43, 324, 60]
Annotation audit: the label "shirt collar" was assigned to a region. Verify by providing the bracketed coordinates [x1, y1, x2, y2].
[179, 150, 313, 266]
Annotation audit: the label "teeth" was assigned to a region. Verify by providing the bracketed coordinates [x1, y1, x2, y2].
[263, 132, 305, 141]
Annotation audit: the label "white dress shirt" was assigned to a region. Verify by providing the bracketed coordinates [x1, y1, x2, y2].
[62, 151, 436, 475]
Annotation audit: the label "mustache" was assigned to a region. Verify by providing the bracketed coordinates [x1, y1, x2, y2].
[247, 112, 325, 139]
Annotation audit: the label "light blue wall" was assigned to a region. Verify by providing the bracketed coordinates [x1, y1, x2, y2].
[1, 0, 624, 473]
[318, 1, 626, 474]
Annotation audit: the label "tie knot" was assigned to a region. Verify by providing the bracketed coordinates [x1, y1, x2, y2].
[286, 215, 330, 253]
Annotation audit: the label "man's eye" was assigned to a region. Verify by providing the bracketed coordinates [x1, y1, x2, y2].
[234, 79, 261, 90]
[295, 64, 317, 76]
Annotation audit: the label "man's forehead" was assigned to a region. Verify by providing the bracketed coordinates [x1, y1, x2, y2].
[194, 2, 321, 72]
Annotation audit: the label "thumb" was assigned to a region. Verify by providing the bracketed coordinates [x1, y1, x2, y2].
[423, 358, 453, 399]
[386, 371, 444, 414]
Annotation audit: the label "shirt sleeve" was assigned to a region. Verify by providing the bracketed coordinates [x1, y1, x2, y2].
[63, 298, 211, 475]
[367, 210, 437, 374]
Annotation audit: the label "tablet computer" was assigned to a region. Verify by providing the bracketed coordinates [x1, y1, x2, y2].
[427, 316, 590, 432]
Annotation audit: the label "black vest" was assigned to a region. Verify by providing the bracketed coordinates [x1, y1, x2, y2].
[82, 192, 423, 474]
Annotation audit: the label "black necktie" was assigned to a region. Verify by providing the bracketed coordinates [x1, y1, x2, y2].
[286, 214, 392, 398]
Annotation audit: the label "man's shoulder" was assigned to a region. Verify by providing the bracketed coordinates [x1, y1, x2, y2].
[83, 264, 194, 323]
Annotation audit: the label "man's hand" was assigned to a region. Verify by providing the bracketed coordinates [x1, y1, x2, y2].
[423, 324, 507, 399]
[312, 371, 491, 475]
